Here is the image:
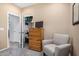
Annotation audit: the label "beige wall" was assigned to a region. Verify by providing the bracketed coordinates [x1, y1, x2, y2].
[22, 4, 70, 39]
[0, 3, 79, 55]
[22, 3, 79, 55]
[69, 4, 79, 56]
[0, 3, 21, 49]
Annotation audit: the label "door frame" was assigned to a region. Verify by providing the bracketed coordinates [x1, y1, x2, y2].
[21, 15, 33, 48]
[7, 11, 21, 48]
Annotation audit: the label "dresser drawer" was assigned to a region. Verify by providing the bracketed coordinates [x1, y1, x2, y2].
[29, 44, 42, 51]
[29, 32, 41, 36]
[29, 40, 41, 44]
[29, 43, 41, 47]
[29, 41, 42, 52]
[29, 42, 42, 46]
[29, 46, 42, 52]
[29, 37, 42, 41]
[29, 28, 41, 32]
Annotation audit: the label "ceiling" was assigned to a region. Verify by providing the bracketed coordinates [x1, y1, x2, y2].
[13, 3, 36, 8]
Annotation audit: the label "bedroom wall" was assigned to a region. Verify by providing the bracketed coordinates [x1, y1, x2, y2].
[0, 3, 79, 55]
[22, 3, 70, 39]
[69, 4, 79, 56]
[0, 3, 21, 49]
[22, 3, 79, 55]
[23, 3, 79, 55]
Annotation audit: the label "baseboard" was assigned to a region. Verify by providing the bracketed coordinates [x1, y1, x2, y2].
[0, 47, 9, 52]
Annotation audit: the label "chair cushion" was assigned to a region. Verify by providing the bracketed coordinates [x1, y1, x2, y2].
[43, 44, 56, 56]
[42, 39, 53, 46]
[53, 33, 69, 45]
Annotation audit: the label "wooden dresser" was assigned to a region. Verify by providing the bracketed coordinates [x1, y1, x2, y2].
[29, 28, 44, 52]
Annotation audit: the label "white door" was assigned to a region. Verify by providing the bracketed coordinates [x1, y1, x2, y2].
[9, 14, 21, 43]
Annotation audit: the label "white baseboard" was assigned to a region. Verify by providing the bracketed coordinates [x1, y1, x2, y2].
[0, 47, 9, 52]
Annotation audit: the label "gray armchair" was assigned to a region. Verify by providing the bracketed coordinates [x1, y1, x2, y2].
[42, 33, 71, 56]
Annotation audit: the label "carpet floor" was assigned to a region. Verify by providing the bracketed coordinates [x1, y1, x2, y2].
[0, 42, 43, 56]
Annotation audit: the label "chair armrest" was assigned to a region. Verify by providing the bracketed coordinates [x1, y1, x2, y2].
[55, 44, 71, 56]
[42, 39, 53, 46]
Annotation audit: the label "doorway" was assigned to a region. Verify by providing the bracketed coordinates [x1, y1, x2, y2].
[22, 16, 33, 48]
[8, 13, 33, 48]
[8, 14, 21, 48]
